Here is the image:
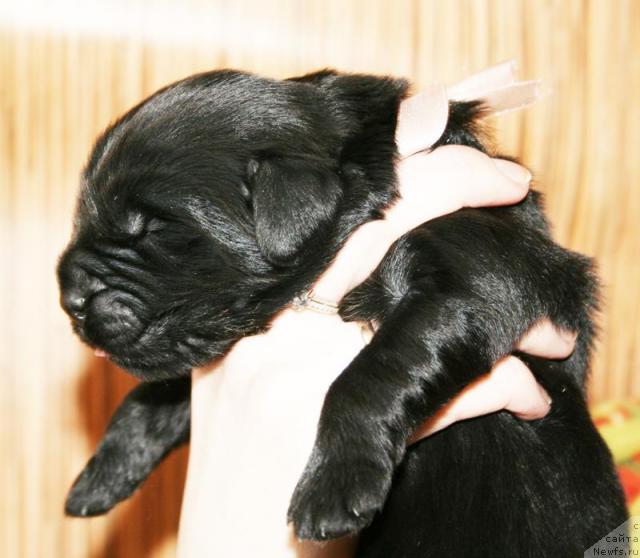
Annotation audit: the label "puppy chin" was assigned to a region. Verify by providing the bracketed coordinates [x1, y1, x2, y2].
[114, 359, 192, 382]
[104, 335, 230, 381]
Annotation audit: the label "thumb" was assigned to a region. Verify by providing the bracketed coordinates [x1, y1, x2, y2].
[428, 145, 532, 209]
[485, 158, 533, 206]
[390, 146, 532, 234]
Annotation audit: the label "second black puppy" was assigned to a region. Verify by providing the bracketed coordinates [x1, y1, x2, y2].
[58, 69, 627, 556]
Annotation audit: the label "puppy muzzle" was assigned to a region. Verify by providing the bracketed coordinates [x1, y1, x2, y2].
[82, 290, 145, 348]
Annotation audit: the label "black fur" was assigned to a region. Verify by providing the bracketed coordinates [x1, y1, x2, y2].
[58, 69, 627, 556]
[65, 378, 190, 516]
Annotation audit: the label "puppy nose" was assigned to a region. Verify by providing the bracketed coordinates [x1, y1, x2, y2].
[58, 248, 107, 321]
[63, 291, 87, 320]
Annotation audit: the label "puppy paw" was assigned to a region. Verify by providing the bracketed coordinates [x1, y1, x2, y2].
[65, 454, 137, 517]
[287, 454, 392, 540]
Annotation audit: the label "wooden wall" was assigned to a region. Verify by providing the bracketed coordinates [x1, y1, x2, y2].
[2, 1, 638, 556]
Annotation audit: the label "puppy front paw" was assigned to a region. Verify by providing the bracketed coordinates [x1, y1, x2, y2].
[65, 452, 138, 517]
[287, 451, 393, 540]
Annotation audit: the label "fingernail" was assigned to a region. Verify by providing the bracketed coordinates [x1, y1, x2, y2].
[538, 385, 553, 410]
[558, 327, 578, 348]
[494, 159, 532, 184]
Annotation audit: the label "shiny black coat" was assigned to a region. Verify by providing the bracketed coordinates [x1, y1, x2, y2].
[58, 69, 627, 556]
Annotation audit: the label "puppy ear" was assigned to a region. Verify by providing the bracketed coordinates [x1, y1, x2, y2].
[289, 69, 409, 132]
[248, 157, 341, 266]
[289, 70, 408, 210]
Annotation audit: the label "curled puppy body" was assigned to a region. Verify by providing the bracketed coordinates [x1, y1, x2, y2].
[58, 69, 627, 555]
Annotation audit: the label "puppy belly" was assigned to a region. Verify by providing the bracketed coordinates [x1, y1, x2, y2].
[177, 311, 365, 558]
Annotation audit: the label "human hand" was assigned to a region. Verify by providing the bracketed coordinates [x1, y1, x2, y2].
[311, 80, 534, 301]
[313, 122, 532, 301]
[387, 145, 530, 236]
[391, 89, 573, 442]
[410, 319, 577, 442]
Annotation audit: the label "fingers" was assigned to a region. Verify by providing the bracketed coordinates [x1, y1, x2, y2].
[516, 318, 577, 359]
[489, 159, 533, 202]
[425, 146, 531, 208]
[387, 145, 531, 235]
[409, 356, 551, 443]
[493, 356, 552, 420]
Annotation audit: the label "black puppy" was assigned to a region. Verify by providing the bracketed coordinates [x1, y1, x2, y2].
[58, 69, 627, 556]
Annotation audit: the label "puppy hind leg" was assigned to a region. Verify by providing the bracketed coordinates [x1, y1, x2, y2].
[65, 377, 191, 517]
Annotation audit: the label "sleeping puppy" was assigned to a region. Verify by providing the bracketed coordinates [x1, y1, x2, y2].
[58, 69, 627, 556]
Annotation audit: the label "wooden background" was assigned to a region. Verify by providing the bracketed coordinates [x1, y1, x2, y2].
[1, 1, 638, 556]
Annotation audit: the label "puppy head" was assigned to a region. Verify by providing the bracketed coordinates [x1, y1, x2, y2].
[58, 69, 407, 380]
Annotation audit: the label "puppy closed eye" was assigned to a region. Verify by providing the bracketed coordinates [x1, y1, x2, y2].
[120, 212, 166, 239]
[123, 211, 145, 236]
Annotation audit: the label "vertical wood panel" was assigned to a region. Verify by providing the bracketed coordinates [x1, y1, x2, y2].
[2, 1, 638, 556]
